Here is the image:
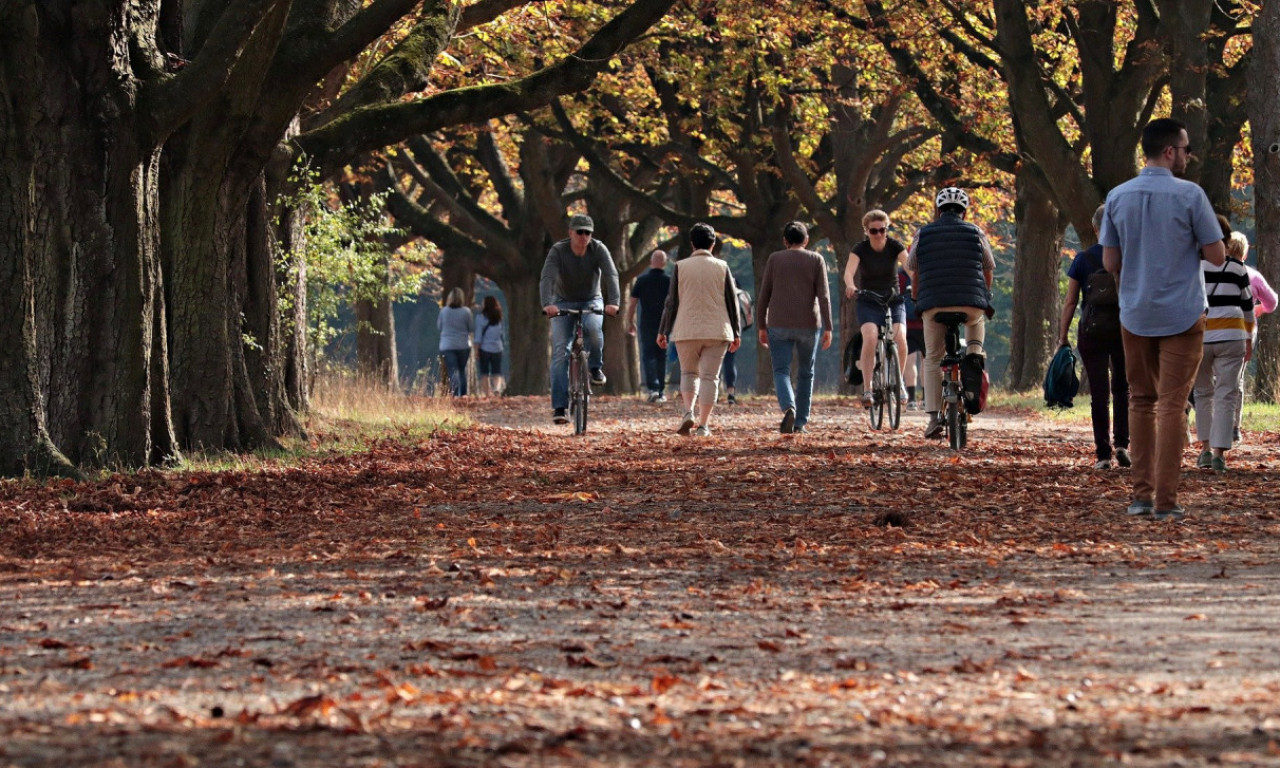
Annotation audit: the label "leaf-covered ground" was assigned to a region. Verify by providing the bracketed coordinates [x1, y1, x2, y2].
[3, 395, 1280, 767]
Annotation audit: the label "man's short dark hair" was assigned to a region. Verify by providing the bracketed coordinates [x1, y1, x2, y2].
[1141, 118, 1186, 159]
[690, 222, 716, 250]
[783, 221, 808, 246]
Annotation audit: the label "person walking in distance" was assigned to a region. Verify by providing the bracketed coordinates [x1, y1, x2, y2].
[908, 187, 995, 439]
[656, 223, 741, 436]
[756, 221, 834, 434]
[1100, 117, 1227, 520]
[626, 249, 671, 403]
[1191, 233, 1252, 473]
[475, 295, 506, 397]
[1057, 205, 1130, 470]
[437, 287, 474, 397]
[540, 214, 620, 425]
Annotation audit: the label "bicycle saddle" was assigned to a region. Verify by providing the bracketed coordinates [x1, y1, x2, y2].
[932, 311, 969, 328]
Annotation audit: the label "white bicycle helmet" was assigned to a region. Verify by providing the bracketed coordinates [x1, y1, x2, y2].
[935, 187, 970, 211]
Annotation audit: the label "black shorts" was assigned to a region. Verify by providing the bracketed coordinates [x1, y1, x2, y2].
[477, 350, 502, 375]
[906, 327, 925, 356]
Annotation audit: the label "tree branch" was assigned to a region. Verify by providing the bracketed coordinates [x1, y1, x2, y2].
[294, 0, 678, 175]
[140, 0, 291, 141]
[309, 0, 459, 128]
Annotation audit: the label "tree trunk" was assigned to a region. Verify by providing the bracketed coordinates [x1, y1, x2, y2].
[355, 292, 399, 386]
[1006, 168, 1067, 390]
[748, 234, 777, 394]
[504, 276, 549, 396]
[1250, 1, 1280, 403]
[0, 3, 174, 475]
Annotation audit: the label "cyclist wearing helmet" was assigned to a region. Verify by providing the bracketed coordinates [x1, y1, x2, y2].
[907, 187, 995, 439]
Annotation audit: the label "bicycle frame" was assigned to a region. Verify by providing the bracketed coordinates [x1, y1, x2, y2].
[552, 308, 603, 435]
[933, 312, 969, 450]
[860, 290, 903, 430]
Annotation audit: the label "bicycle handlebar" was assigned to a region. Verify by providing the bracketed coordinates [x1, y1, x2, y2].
[856, 288, 900, 305]
[545, 308, 606, 317]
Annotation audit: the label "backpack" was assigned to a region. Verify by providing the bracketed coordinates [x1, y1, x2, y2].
[962, 353, 989, 415]
[843, 334, 863, 387]
[1043, 343, 1080, 409]
[1078, 269, 1120, 339]
[736, 288, 754, 331]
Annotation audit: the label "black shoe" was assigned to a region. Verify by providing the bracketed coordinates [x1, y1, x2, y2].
[726, 394, 737, 405]
[590, 368, 607, 386]
[780, 407, 796, 434]
[923, 414, 944, 439]
[1115, 447, 1132, 468]
[647, 392, 660, 403]
[552, 408, 568, 425]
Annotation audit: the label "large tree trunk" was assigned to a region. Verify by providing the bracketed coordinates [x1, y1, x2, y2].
[748, 234, 777, 394]
[355, 293, 398, 385]
[504, 275, 549, 396]
[1250, 1, 1280, 403]
[1006, 168, 1067, 390]
[0, 3, 175, 475]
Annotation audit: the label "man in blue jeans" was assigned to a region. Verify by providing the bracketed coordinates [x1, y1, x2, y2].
[541, 214, 620, 425]
[625, 249, 671, 402]
[756, 221, 833, 433]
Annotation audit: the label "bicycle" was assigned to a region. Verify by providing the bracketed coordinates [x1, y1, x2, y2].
[932, 311, 970, 451]
[859, 289, 904, 431]
[550, 308, 603, 435]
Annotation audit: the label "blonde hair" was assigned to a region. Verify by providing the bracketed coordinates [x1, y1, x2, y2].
[1227, 231, 1249, 262]
[861, 209, 889, 229]
[445, 287, 466, 308]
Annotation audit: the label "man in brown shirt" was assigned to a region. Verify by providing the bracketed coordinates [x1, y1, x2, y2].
[756, 221, 834, 433]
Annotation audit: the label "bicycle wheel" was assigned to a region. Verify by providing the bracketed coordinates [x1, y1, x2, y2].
[885, 342, 902, 430]
[946, 395, 962, 451]
[573, 350, 590, 435]
[869, 341, 885, 430]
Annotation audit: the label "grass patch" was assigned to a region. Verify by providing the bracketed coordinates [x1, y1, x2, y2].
[990, 389, 1280, 432]
[178, 373, 468, 473]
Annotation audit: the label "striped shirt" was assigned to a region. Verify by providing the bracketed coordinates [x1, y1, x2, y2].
[1203, 258, 1254, 343]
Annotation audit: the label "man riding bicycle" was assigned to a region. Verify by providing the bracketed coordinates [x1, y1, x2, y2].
[907, 188, 995, 439]
[541, 214, 620, 425]
[843, 209, 910, 409]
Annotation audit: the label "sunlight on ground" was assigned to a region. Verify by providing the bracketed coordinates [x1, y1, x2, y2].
[178, 373, 467, 473]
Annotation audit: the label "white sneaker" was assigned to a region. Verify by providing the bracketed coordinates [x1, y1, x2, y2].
[1094, 459, 1113, 470]
[677, 411, 695, 435]
[694, 425, 712, 437]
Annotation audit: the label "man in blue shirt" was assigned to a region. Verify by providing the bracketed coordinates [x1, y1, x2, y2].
[626, 249, 671, 402]
[1101, 118, 1226, 521]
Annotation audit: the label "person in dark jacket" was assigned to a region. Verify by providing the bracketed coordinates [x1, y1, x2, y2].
[540, 214, 621, 425]
[626, 249, 671, 402]
[907, 187, 995, 439]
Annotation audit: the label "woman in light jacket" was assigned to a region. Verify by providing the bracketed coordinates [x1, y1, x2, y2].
[437, 287, 474, 396]
[657, 223, 741, 437]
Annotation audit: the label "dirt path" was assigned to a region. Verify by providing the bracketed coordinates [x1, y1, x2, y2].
[2, 396, 1280, 766]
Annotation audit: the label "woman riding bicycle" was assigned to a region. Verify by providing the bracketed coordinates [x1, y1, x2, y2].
[843, 210, 910, 409]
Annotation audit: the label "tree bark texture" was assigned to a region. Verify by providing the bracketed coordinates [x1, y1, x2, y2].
[0, 2, 177, 474]
[1006, 167, 1067, 391]
[1250, 0, 1280, 402]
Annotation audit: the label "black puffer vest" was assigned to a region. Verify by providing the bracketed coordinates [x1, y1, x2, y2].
[913, 213, 993, 315]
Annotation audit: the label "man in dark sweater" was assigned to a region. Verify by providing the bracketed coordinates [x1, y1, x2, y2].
[756, 221, 834, 434]
[540, 214, 621, 424]
[626, 249, 671, 402]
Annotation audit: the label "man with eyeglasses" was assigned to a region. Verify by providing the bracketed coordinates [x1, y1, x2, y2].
[1100, 117, 1225, 521]
[541, 214, 621, 425]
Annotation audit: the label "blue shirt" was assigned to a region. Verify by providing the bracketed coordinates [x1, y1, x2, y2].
[1098, 166, 1222, 337]
[475, 315, 504, 353]
[437, 306, 474, 352]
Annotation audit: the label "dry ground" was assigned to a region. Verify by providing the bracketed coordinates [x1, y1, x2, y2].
[3, 395, 1280, 767]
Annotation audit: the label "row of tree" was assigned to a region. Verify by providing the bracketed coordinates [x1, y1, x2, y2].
[2, 0, 1278, 478]
[371, 0, 1275, 404]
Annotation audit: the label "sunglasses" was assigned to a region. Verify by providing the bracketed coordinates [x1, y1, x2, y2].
[574, 229, 593, 236]
[867, 226, 888, 235]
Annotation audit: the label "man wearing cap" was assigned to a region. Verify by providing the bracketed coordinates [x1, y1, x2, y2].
[540, 214, 621, 425]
